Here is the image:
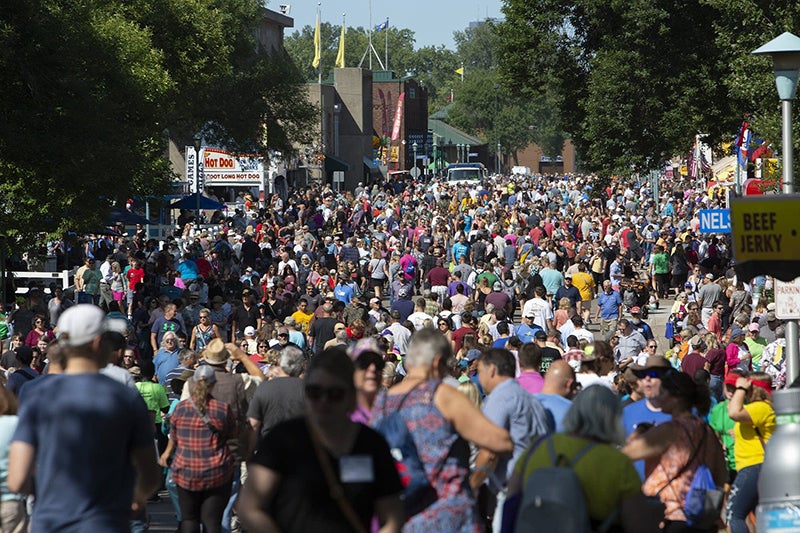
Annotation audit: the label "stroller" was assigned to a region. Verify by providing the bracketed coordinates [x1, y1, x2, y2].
[620, 277, 650, 318]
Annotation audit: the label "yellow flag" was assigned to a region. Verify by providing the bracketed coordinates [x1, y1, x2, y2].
[455, 67, 463, 75]
[335, 22, 345, 68]
[312, 9, 321, 68]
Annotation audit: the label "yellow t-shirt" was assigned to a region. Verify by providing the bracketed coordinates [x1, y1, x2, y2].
[292, 310, 313, 332]
[571, 271, 595, 302]
[515, 434, 641, 523]
[734, 400, 776, 470]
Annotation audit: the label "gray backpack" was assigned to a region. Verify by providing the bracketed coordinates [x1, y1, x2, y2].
[514, 436, 616, 533]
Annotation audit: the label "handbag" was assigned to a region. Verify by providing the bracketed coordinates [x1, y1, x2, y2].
[683, 424, 724, 527]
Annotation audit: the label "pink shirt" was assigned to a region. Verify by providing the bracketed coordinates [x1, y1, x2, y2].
[517, 371, 544, 394]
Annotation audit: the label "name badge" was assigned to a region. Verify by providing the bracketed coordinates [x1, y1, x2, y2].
[339, 455, 374, 483]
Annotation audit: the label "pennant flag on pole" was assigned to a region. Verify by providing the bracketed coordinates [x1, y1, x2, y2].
[375, 19, 388, 32]
[312, 7, 321, 69]
[455, 67, 463, 75]
[335, 19, 345, 68]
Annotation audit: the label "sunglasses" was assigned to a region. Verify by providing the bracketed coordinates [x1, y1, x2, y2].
[637, 370, 664, 379]
[356, 353, 385, 372]
[305, 384, 348, 403]
[277, 333, 289, 339]
[647, 344, 658, 349]
[200, 315, 209, 319]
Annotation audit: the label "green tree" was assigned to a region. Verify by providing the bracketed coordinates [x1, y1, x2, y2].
[0, 0, 173, 239]
[497, 0, 738, 175]
[0, 0, 316, 241]
[447, 21, 566, 166]
[703, 0, 800, 183]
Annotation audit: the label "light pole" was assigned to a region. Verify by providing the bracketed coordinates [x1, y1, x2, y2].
[496, 143, 501, 175]
[465, 144, 471, 163]
[412, 141, 418, 176]
[752, 32, 800, 384]
[193, 133, 203, 228]
[333, 103, 341, 192]
[432, 134, 438, 176]
[456, 144, 462, 163]
[751, 34, 800, 531]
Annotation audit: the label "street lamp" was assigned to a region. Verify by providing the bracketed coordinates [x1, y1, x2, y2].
[465, 144, 471, 163]
[456, 144, 462, 163]
[193, 133, 202, 228]
[497, 143, 501, 175]
[752, 32, 800, 384]
[412, 141, 418, 176]
[432, 134, 438, 176]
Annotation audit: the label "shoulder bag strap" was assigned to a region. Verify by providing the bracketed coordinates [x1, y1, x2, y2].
[189, 398, 220, 436]
[306, 419, 368, 533]
[655, 419, 707, 496]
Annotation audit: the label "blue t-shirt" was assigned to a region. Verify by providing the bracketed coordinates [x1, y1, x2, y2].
[540, 269, 564, 296]
[0, 415, 22, 502]
[452, 242, 470, 262]
[622, 399, 672, 479]
[176, 259, 199, 281]
[482, 379, 550, 486]
[515, 323, 542, 345]
[12, 374, 153, 532]
[597, 290, 622, 319]
[333, 284, 354, 305]
[534, 393, 572, 433]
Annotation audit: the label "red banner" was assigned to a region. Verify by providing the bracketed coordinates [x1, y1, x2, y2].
[390, 92, 405, 141]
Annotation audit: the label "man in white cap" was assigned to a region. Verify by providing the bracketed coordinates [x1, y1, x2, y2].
[9, 304, 161, 531]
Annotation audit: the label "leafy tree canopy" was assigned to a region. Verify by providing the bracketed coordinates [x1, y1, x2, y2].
[496, 0, 743, 175]
[0, 0, 315, 242]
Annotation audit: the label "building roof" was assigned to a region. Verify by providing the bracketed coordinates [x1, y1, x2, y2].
[430, 104, 453, 120]
[428, 118, 484, 147]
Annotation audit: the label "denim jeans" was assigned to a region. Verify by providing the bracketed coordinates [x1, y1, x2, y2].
[727, 463, 761, 533]
[166, 468, 182, 523]
[221, 466, 242, 533]
[709, 374, 723, 403]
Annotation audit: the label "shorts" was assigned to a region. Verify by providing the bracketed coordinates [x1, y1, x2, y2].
[370, 277, 385, 288]
[112, 290, 125, 301]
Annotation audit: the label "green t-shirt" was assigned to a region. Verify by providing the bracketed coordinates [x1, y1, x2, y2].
[708, 399, 736, 472]
[136, 381, 170, 424]
[652, 252, 670, 275]
[0, 312, 8, 339]
[515, 434, 640, 523]
[745, 337, 768, 368]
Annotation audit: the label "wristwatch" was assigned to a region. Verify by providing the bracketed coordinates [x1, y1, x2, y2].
[735, 386, 748, 392]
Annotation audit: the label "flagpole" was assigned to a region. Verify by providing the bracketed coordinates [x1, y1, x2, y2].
[368, 0, 372, 70]
[385, 18, 389, 71]
[315, 3, 322, 85]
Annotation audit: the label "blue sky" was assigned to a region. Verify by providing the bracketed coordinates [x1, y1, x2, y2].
[276, 0, 505, 50]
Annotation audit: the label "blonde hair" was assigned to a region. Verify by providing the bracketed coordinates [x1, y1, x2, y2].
[558, 297, 572, 310]
[190, 379, 212, 413]
[457, 381, 482, 409]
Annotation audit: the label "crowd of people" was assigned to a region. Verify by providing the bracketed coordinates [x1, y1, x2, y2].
[0, 169, 789, 532]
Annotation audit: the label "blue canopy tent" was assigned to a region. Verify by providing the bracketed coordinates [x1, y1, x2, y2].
[106, 207, 156, 225]
[169, 193, 225, 211]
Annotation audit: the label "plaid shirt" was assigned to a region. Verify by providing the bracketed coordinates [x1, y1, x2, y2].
[170, 398, 237, 491]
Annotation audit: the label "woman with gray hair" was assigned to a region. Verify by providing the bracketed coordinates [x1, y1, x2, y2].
[370, 329, 512, 531]
[505, 385, 652, 532]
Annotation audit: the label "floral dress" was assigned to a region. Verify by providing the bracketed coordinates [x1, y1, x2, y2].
[371, 380, 480, 533]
